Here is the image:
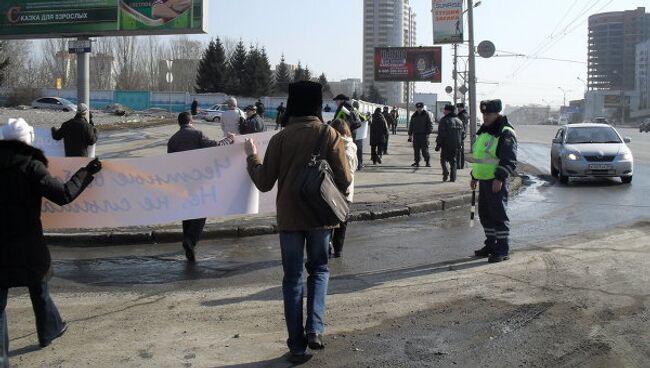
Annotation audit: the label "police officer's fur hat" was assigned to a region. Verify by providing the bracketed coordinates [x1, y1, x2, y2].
[480, 99, 502, 113]
[333, 94, 350, 101]
[285, 81, 323, 119]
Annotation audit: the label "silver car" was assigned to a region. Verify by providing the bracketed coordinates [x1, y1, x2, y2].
[196, 104, 228, 122]
[550, 123, 633, 184]
[31, 97, 77, 112]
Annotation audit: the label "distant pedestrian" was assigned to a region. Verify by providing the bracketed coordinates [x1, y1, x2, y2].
[436, 104, 464, 182]
[456, 103, 469, 169]
[408, 102, 433, 167]
[471, 99, 517, 263]
[1, 118, 102, 364]
[329, 118, 357, 258]
[370, 108, 388, 165]
[333, 94, 363, 170]
[51, 103, 97, 157]
[323, 104, 332, 112]
[240, 105, 266, 134]
[255, 99, 265, 118]
[220, 97, 245, 136]
[167, 112, 235, 262]
[382, 106, 394, 154]
[245, 81, 352, 363]
[390, 107, 399, 134]
[191, 98, 199, 116]
[275, 102, 286, 130]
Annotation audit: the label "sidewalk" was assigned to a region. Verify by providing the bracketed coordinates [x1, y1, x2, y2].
[45, 124, 522, 245]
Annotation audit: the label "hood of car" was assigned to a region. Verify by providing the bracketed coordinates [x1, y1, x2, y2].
[564, 143, 625, 156]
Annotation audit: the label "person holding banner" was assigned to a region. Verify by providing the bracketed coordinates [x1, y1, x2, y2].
[51, 104, 97, 157]
[245, 81, 351, 363]
[1, 118, 102, 364]
[168, 112, 235, 262]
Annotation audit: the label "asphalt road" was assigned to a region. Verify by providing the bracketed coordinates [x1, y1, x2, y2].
[8, 124, 650, 367]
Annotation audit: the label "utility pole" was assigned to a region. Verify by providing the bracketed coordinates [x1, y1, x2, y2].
[467, 0, 477, 149]
[76, 36, 90, 115]
[453, 43, 458, 105]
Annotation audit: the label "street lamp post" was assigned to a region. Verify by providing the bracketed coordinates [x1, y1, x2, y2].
[558, 87, 567, 107]
[467, 0, 478, 149]
[452, 1, 481, 107]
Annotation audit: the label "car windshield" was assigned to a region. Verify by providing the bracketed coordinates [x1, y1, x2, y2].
[59, 99, 72, 104]
[565, 127, 621, 144]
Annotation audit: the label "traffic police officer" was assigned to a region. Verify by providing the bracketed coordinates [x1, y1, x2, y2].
[471, 99, 517, 263]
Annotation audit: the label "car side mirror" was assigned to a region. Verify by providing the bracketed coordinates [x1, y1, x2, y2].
[624, 137, 631, 143]
[552, 138, 562, 144]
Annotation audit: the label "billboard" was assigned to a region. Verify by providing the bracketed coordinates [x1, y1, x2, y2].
[432, 0, 463, 44]
[0, 0, 206, 39]
[374, 47, 442, 83]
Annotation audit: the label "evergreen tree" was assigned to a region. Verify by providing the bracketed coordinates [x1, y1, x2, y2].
[195, 38, 227, 93]
[242, 45, 260, 96]
[318, 73, 332, 98]
[227, 40, 248, 95]
[255, 48, 273, 96]
[274, 54, 291, 94]
[303, 65, 312, 82]
[0, 41, 10, 86]
[368, 84, 385, 104]
[293, 62, 305, 82]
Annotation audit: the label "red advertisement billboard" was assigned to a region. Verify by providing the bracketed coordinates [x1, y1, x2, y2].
[374, 47, 442, 82]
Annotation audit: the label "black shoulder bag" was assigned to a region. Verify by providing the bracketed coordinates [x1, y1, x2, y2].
[298, 124, 350, 225]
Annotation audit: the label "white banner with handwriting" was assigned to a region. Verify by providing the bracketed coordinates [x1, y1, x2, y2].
[42, 132, 276, 230]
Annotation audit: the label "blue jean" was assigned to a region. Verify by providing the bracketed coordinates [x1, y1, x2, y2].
[279, 230, 331, 354]
[0, 281, 65, 363]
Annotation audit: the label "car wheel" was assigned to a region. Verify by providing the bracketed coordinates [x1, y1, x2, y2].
[212, 116, 220, 123]
[558, 163, 569, 184]
[63, 108, 69, 112]
[621, 176, 632, 184]
[550, 162, 558, 177]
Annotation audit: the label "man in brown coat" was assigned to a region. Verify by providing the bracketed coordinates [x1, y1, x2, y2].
[244, 81, 351, 363]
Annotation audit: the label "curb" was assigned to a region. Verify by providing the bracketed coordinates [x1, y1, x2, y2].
[45, 177, 523, 247]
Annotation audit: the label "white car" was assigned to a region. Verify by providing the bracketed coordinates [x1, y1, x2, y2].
[196, 104, 228, 122]
[550, 123, 633, 184]
[31, 97, 77, 112]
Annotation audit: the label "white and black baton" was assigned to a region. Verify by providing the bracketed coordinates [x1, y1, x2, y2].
[470, 189, 476, 227]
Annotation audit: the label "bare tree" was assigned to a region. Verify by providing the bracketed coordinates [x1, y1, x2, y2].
[113, 36, 147, 90]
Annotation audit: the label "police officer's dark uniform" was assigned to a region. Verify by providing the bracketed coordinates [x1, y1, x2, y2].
[456, 103, 470, 169]
[408, 102, 433, 167]
[471, 99, 517, 263]
[436, 104, 465, 182]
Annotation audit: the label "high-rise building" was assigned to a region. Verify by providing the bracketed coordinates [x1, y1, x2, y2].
[635, 39, 650, 111]
[363, 0, 416, 105]
[588, 7, 650, 91]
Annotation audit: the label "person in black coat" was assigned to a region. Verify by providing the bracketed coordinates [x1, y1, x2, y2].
[168, 112, 235, 262]
[370, 108, 388, 164]
[0, 118, 101, 362]
[51, 104, 97, 157]
[436, 104, 465, 182]
[191, 98, 199, 116]
[408, 102, 434, 167]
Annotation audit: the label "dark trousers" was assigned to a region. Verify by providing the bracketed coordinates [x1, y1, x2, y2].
[331, 221, 348, 255]
[392, 123, 397, 135]
[354, 140, 364, 169]
[371, 145, 383, 163]
[383, 134, 389, 154]
[412, 135, 430, 164]
[182, 218, 207, 250]
[478, 179, 510, 256]
[440, 150, 458, 181]
[1, 281, 66, 359]
[457, 142, 465, 169]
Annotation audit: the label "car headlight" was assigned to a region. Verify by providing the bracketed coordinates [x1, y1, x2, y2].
[619, 152, 633, 161]
[566, 153, 581, 161]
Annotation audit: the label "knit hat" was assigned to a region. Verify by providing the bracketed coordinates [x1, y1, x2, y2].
[480, 99, 502, 113]
[2, 118, 34, 145]
[285, 81, 323, 119]
[78, 103, 89, 113]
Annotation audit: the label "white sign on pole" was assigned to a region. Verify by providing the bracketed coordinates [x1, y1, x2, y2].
[166, 72, 174, 84]
[432, 0, 464, 44]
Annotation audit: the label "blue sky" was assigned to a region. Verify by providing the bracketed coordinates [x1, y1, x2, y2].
[194, 0, 648, 106]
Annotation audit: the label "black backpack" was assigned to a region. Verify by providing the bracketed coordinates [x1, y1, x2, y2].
[297, 124, 349, 225]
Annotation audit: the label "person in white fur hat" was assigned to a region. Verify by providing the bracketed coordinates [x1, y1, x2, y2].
[0, 118, 102, 365]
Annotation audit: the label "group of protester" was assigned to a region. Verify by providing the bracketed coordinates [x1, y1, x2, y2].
[0, 79, 516, 365]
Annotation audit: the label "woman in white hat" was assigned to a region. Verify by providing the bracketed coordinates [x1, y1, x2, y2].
[0, 118, 102, 364]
